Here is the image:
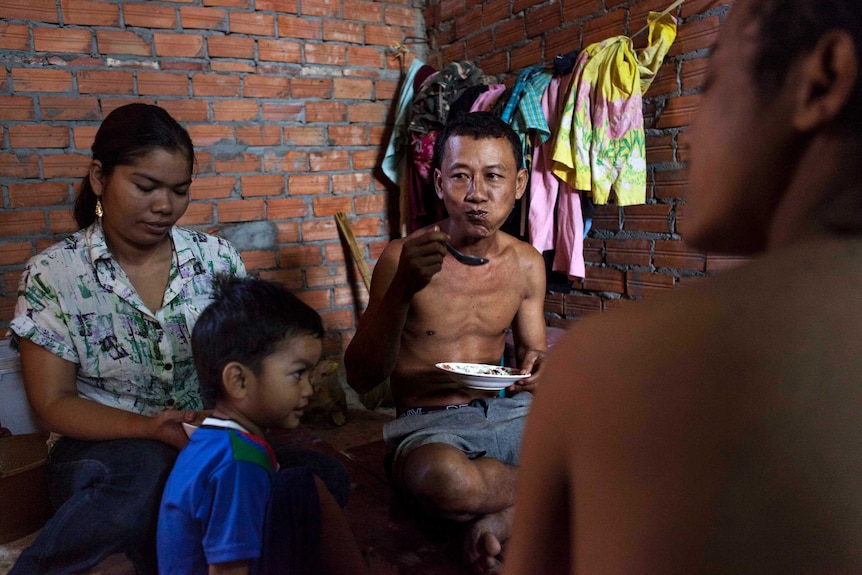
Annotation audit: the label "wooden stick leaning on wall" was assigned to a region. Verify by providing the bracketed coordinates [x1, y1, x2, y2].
[334, 212, 392, 409]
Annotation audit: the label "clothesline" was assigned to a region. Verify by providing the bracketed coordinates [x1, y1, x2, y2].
[631, 0, 686, 39]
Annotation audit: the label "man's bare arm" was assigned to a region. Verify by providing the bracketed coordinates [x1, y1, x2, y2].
[509, 246, 548, 392]
[344, 228, 449, 393]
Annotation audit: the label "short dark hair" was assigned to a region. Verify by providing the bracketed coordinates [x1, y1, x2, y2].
[192, 275, 325, 406]
[433, 111, 524, 171]
[74, 103, 195, 229]
[751, 0, 861, 129]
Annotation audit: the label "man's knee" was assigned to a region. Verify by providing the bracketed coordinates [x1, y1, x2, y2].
[401, 444, 479, 515]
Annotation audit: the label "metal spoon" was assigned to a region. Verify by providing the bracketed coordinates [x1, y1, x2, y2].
[445, 242, 489, 266]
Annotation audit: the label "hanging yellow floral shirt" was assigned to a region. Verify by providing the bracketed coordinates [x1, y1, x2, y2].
[552, 12, 677, 205]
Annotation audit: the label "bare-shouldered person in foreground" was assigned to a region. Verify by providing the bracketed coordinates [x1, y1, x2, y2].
[504, 1, 862, 574]
[345, 112, 547, 573]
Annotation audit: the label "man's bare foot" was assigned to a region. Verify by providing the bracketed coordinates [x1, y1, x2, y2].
[464, 507, 514, 574]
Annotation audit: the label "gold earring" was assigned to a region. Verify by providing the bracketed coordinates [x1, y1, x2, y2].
[95, 199, 103, 218]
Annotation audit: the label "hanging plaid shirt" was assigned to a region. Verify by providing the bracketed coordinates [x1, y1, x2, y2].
[10, 222, 245, 418]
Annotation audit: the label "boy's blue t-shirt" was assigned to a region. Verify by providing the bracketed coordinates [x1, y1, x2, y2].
[157, 418, 278, 574]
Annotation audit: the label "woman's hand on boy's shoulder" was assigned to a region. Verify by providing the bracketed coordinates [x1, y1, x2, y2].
[149, 409, 193, 450]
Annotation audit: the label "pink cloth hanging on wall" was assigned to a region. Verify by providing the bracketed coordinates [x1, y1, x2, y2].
[528, 73, 586, 279]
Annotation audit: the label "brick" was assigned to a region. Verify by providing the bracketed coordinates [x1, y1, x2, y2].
[158, 99, 209, 122]
[124, 3, 177, 28]
[590, 204, 621, 232]
[563, 293, 602, 317]
[625, 270, 675, 298]
[281, 15, 322, 40]
[257, 0, 298, 13]
[12, 68, 73, 93]
[229, 12, 275, 36]
[525, 2, 561, 38]
[258, 267, 302, 289]
[96, 29, 151, 56]
[646, 134, 675, 165]
[137, 72, 188, 96]
[347, 46, 383, 69]
[192, 73, 241, 96]
[668, 16, 720, 58]
[154, 33, 204, 58]
[190, 175, 235, 199]
[606, 238, 651, 266]
[9, 124, 69, 148]
[656, 93, 701, 129]
[267, 197, 309, 219]
[682, 0, 733, 19]
[216, 199, 264, 222]
[34, 27, 92, 53]
[8, 182, 69, 208]
[78, 70, 134, 94]
[354, 193, 386, 215]
[333, 78, 372, 99]
[278, 245, 323, 268]
[681, 57, 708, 93]
[511, 38, 542, 71]
[61, 0, 120, 25]
[213, 99, 259, 121]
[343, 0, 381, 22]
[290, 78, 331, 99]
[583, 237, 603, 264]
[310, 150, 350, 172]
[440, 0, 465, 20]
[0, 241, 33, 266]
[288, 174, 328, 195]
[179, 6, 226, 30]
[582, 9, 625, 48]
[306, 101, 346, 123]
[653, 169, 687, 201]
[466, 30, 494, 59]
[341, 216, 379, 236]
[244, 75, 290, 98]
[283, 126, 325, 146]
[563, 0, 602, 22]
[305, 43, 346, 66]
[203, 0, 250, 7]
[0, 211, 46, 237]
[42, 153, 89, 178]
[645, 61, 678, 98]
[215, 152, 261, 173]
[37, 95, 97, 121]
[544, 25, 580, 59]
[311, 196, 353, 218]
[351, 149, 378, 170]
[176, 202, 214, 226]
[494, 16, 527, 48]
[622, 204, 672, 233]
[186, 124, 234, 146]
[455, 6, 482, 38]
[629, 0, 674, 28]
[236, 125, 281, 146]
[297, 288, 332, 311]
[301, 218, 338, 241]
[319, 308, 354, 330]
[1, 0, 58, 22]
[264, 150, 306, 172]
[0, 153, 38, 178]
[328, 125, 367, 147]
[544, 292, 564, 315]
[239, 249, 277, 270]
[332, 172, 371, 194]
[654, 239, 705, 271]
[300, 0, 338, 17]
[306, 266, 347, 288]
[582, 266, 625, 294]
[0, 23, 30, 50]
[261, 101, 303, 122]
[365, 24, 401, 47]
[240, 174, 285, 197]
[208, 36, 254, 59]
[48, 209, 77, 235]
[375, 79, 398, 100]
[322, 20, 361, 43]
[0, 96, 35, 121]
[211, 61, 255, 73]
[384, 4, 416, 27]
[258, 39, 302, 63]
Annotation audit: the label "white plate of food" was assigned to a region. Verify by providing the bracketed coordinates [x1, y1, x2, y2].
[435, 362, 530, 390]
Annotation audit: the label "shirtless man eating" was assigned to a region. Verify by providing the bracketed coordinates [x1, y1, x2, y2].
[344, 112, 547, 573]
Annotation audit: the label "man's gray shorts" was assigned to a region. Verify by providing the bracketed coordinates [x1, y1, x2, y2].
[383, 392, 533, 473]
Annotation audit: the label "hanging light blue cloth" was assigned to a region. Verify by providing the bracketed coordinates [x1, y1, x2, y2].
[499, 65, 553, 169]
[381, 58, 426, 188]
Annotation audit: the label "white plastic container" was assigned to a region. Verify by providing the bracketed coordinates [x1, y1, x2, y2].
[0, 338, 39, 434]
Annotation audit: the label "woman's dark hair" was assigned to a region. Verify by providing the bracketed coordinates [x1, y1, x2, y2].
[192, 275, 325, 407]
[74, 103, 194, 229]
[751, 0, 862, 129]
[433, 111, 524, 171]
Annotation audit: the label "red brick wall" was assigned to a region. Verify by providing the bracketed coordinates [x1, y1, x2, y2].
[424, 0, 745, 330]
[0, 0, 424, 355]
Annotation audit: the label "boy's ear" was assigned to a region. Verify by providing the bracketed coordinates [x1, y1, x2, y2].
[221, 361, 249, 400]
[793, 29, 859, 131]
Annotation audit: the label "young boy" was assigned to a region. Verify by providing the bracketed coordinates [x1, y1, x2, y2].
[157, 275, 369, 575]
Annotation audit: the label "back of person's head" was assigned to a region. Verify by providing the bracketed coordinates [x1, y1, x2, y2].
[751, 0, 861, 130]
[433, 111, 524, 170]
[192, 275, 325, 407]
[74, 103, 194, 229]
